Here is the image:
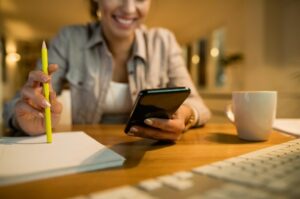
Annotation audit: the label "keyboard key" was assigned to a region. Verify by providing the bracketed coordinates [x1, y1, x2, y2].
[157, 175, 193, 191]
[139, 179, 162, 191]
[90, 186, 156, 199]
[67, 196, 88, 199]
[173, 171, 194, 180]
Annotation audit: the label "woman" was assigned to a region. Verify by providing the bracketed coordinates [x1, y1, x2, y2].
[3, 0, 211, 141]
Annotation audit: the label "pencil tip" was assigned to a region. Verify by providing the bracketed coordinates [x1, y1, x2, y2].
[42, 41, 47, 49]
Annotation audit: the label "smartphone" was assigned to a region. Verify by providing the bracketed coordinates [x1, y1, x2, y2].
[124, 87, 191, 134]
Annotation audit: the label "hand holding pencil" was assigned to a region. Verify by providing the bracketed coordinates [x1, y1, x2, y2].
[13, 42, 62, 136]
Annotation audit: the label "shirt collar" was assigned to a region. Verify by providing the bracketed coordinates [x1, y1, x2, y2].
[133, 26, 147, 62]
[85, 22, 104, 48]
[85, 22, 147, 63]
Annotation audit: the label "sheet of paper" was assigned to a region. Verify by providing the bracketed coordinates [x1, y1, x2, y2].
[0, 132, 125, 186]
[273, 118, 300, 137]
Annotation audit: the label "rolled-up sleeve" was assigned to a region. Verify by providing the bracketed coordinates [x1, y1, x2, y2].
[166, 31, 211, 126]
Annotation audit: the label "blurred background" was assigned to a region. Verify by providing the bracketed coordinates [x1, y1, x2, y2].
[0, 0, 300, 126]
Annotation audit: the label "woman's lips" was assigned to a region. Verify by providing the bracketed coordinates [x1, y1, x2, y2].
[113, 15, 137, 28]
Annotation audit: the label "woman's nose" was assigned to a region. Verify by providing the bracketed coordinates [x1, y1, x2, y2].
[122, 0, 136, 14]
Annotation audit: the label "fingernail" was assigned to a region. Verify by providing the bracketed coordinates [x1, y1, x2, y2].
[129, 127, 138, 135]
[42, 76, 50, 82]
[127, 131, 134, 136]
[38, 112, 44, 118]
[43, 100, 51, 107]
[144, 119, 153, 125]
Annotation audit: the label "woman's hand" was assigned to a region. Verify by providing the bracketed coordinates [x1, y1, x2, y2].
[128, 105, 195, 141]
[14, 64, 62, 135]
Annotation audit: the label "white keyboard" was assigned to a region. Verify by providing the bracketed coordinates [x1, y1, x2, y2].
[70, 139, 300, 199]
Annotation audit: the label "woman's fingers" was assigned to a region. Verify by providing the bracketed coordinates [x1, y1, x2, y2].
[128, 125, 181, 141]
[27, 70, 50, 88]
[22, 69, 50, 108]
[48, 64, 58, 93]
[25, 64, 58, 88]
[21, 86, 50, 109]
[126, 115, 187, 141]
[15, 101, 45, 135]
[144, 117, 185, 133]
[15, 101, 44, 119]
[50, 91, 62, 114]
[15, 92, 62, 135]
[21, 64, 59, 109]
[48, 64, 58, 75]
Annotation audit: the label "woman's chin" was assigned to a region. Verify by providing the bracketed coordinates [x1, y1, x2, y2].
[111, 29, 135, 40]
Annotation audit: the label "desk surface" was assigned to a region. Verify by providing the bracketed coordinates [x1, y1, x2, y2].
[0, 123, 295, 199]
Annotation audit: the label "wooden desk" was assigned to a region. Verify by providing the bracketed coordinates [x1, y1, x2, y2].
[0, 123, 295, 199]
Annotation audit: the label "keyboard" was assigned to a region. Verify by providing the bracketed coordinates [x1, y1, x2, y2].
[70, 139, 300, 199]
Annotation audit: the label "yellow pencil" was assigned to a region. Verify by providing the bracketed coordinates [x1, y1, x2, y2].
[41, 41, 52, 143]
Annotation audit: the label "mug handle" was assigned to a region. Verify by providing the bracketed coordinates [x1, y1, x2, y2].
[225, 104, 235, 123]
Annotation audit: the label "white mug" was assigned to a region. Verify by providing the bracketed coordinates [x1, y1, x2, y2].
[226, 91, 277, 141]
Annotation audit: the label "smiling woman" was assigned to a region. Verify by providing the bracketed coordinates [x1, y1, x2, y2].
[3, 0, 211, 140]
[97, 0, 150, 40]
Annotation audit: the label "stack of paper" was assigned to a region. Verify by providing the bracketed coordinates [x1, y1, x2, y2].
[273, 118, 300, 137]
[0, 132, 125, 186]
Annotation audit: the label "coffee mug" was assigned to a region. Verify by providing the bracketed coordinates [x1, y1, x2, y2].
[226, 91, 277, 141]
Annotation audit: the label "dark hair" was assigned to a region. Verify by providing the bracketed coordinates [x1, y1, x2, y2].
[89, 0, 99, 20]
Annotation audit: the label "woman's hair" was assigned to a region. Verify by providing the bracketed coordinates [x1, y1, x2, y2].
[89, 0, 99, 20]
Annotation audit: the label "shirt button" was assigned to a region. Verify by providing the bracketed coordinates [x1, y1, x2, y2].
[128, 71, 134, 75]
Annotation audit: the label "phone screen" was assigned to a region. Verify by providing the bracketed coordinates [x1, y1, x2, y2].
[124, 87, 190, 133]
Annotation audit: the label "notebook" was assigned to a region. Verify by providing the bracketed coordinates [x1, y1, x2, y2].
[273, 118, 300, 137]
[0, 132, 125, 186]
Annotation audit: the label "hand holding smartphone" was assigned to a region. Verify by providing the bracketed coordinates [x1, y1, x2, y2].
[124, 87, 190, 134]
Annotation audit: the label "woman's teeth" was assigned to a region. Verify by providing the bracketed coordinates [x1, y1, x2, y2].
[115, 17, 134, 25]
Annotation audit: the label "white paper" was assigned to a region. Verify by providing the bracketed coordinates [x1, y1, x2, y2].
[273, 118, 300, 136]
[0, 132, 125, 186]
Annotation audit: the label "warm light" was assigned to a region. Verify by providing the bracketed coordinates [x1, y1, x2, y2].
[191, 55, 200, 65]
[210, 48, 219, 57]
[5, 40, 21, 64]
[6, 40, 17, 53]
[6, 52, 21, 64]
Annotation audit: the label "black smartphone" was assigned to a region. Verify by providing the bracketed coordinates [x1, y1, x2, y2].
[124, 87, 191, 134]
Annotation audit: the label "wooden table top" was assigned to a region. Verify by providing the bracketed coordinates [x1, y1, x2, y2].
[0, 123, 295, 199]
